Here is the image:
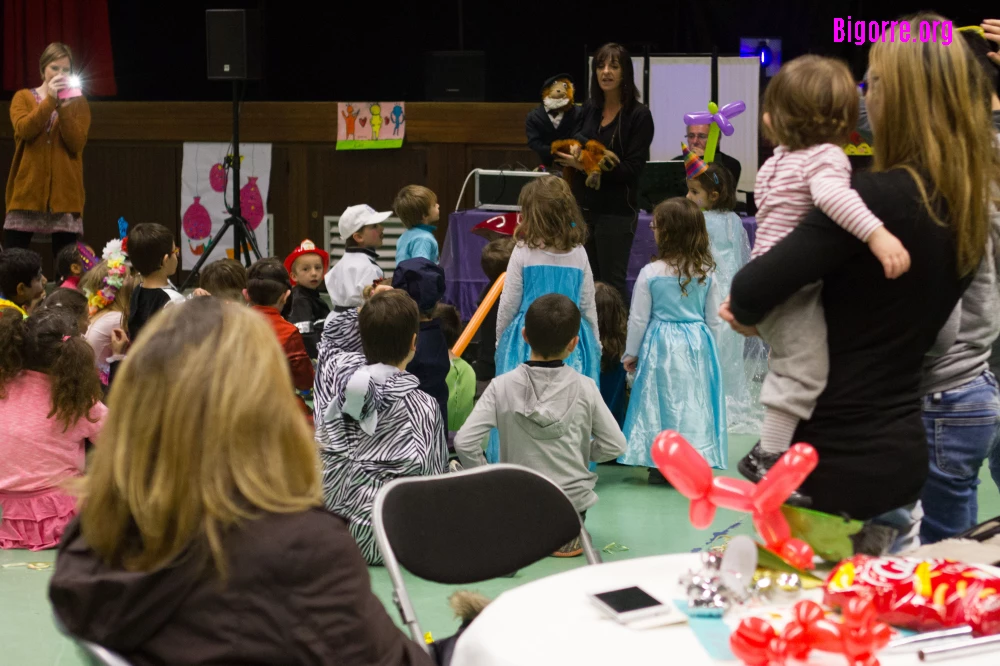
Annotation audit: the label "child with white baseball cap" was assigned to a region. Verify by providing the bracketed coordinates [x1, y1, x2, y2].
[319, 204, 391, 357]
[325, 204, 390, 308]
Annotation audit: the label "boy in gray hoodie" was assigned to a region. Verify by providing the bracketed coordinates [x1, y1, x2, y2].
[454, 294, 627, 556]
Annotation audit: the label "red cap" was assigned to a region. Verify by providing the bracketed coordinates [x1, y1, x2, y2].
[472, 213, 519, 240]
[284, 239, 330, 285]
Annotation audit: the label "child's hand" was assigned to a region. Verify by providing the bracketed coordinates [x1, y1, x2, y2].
[191, 288, 212, 298]
[110, 328, 130, 356]
[622, 356, 638, 373]
[867, 226, 911, 279]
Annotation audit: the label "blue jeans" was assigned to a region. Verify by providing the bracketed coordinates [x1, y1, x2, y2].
[920, 372, 1000, 544]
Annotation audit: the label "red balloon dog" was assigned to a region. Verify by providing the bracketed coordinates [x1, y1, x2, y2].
[729, 598, 892, 666]
[650, 430, 819, 570]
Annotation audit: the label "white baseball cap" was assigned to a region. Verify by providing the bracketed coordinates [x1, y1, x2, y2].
[339, 204, 392, 242]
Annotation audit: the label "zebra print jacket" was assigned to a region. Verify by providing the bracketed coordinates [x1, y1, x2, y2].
[315, 322, 448, 566]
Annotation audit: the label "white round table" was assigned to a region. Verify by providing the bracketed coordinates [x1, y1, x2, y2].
[451, 553, 997, 666]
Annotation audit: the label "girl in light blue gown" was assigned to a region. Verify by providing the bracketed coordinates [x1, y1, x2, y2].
[488, 176, 602, 462]
[687, 163, 767, 434]
[620, 197, 727, 471]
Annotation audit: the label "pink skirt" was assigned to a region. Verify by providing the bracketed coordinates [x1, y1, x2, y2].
[0, 487, 78, 550]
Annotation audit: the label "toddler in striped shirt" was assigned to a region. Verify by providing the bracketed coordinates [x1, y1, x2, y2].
[738, 55, 911, 482]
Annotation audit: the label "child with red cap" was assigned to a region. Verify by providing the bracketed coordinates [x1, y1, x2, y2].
[283, 239, 330, 359]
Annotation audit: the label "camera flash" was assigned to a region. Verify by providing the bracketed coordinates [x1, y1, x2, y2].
[68, 75, 81, 88]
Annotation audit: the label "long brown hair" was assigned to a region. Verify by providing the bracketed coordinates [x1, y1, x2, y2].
[590, 43, 640, 112]
[0, 307, 101, 432]
[595, 282, 627, 368]
[79, 298, 321, 576]
[868, 13, 1000, 276]
[652, 197, 715, 296]
[515, 176, 587, 251]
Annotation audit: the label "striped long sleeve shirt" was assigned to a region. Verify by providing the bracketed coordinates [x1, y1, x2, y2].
[752, 143, 883, 259]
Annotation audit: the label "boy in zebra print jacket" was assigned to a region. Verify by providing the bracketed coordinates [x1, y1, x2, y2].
[316, 288, 448, 565]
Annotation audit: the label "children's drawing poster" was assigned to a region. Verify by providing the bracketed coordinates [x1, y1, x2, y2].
[337, 102, 405, 150]
[180, 143, 272, 269]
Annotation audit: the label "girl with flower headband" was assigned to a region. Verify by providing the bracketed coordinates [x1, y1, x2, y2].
[80, 239, 133, 387]
[0, 306, 105, 550]
[684, 156, 768, 435]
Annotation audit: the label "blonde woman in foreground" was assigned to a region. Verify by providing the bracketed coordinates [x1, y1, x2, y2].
[48, 297, 433, 666]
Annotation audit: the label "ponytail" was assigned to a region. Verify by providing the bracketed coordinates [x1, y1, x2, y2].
[48, 334, 102, 432]
[0, 308, 27, 398]
[5, 307, 102, 431]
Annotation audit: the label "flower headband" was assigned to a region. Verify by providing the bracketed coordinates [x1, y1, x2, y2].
[86, 239, 128, 316]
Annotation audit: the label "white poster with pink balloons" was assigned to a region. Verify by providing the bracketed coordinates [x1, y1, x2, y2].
[180, 142, 272, 269]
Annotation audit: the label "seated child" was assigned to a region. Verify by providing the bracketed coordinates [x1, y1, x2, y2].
[246, 259, 315, 421]
[321, 204, 389, 357]
[55, 242, 97, 290]
[81, 241, 133, 388]
[393, 185, 441, 263]
[282, 239, 331, 358]
[392, 257, 450, 428]
[0, 248, 46, 317]
[0, 307, 106, 549]
[473, 236, 516, 393]
[620, 198, 727, 478]
[198, 258, 248, 303]
[455, 294, 626, 556]
[37, 288, 90, 335]
[126, 223, 184, 342]
[315, 289, 448, 564]
[434, 303, 476, 435]
[595, 282, 628, 428]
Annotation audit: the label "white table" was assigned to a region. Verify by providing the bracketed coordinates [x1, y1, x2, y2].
[451, 553, 996, 666]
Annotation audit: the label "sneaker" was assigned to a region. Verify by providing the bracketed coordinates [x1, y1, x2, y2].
[552, 536, 583, 557]
[648, 468, 670, 485]
[738, 442, 812, 508]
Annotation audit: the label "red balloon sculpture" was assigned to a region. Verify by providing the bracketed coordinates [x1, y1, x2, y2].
[650, 431, 818, 570]
[730, 598, 892, 666]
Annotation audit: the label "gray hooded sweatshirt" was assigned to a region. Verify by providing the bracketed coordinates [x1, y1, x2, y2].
[454, 363, 626, 512]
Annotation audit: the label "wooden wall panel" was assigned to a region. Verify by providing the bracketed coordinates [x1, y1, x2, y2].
[0, 102, 537, 145]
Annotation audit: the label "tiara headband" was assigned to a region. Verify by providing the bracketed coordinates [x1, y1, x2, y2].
[86, 239, 128, 316]
[76, 242, 97, 272]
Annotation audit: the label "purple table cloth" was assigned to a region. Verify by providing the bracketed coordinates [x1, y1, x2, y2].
[440, 208, 757, 319]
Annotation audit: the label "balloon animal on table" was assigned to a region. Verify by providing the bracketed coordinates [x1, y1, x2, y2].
[730, 598, 892, 666]
[650, 430, 818, 571]
[550, 139, 620, 190]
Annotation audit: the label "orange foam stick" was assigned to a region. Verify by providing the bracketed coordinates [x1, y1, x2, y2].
[451, 272, 505, 357]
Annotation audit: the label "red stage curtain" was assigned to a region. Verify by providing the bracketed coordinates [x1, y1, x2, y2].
[3, 0, 116, 96]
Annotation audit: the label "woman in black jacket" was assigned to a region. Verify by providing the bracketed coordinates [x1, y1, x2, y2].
[723, 14, 999, 552]
[556, 43, 654, 303]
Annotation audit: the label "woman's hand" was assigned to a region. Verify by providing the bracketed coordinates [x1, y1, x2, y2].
[46, 75, 67, 100]
[554, 152, 584, 171]
[622, 356, 638, 373]
[718, 297, 759, 338]
[983, 20, 1000, 65]
[110, 328, 130, 356]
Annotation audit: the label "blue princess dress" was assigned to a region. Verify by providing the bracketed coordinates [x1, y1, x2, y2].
[487, 244, 602, 462]
[619, 261, 728, 469]
[704, 210, 767, 433]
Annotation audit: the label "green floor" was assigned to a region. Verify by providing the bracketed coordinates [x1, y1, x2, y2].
[3, 434, 1000, 665]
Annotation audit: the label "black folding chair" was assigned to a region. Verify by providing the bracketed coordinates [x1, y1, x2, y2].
[373, 464, 601, 652]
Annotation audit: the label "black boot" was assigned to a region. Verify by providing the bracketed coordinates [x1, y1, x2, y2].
[738, 442, 812, 508]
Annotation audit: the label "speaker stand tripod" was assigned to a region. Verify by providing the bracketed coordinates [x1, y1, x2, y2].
[181, 80, 261, 291]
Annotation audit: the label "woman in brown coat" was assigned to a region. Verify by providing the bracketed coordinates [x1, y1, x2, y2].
[4, 42, 90, 259]
[48, 298, 433, 666]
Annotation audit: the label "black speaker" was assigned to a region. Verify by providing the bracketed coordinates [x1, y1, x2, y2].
[206, 9, 262, 80]
[425, 51, 485, 101]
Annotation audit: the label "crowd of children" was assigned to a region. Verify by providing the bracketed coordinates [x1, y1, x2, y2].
[1, 51, 907, 561]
